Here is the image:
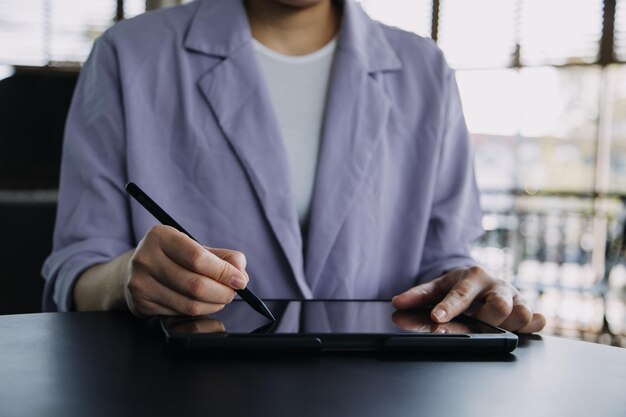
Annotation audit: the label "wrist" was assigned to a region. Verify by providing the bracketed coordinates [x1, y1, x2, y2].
[73, 250, 134, 311]
[108, 250, 134, 311]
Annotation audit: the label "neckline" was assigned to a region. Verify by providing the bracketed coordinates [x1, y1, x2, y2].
[252, 37, 337, 64]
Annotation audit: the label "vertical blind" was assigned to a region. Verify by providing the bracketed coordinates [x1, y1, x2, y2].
[437, 0, 605, 69]
[0, 0, 45, 65]
[617, 0, 626, 61]
[1, 0, 623, 68]
[0, 0, 144, 66]
[438, 0, 518, 69]
[356, 0, 432, 39]
[518, 0, 603, 66]
[48, 0, 116, 63]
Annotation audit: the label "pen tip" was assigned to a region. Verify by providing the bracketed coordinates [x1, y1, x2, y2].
[263, 309, 276, 322]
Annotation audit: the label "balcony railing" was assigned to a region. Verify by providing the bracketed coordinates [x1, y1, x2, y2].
[473, 190, 626, 347]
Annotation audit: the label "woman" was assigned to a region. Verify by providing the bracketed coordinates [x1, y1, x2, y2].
[43, 0, 545, 333]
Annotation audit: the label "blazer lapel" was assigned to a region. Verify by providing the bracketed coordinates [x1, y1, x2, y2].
[185, 0, 310, 297]
[304, 1, 402, 292]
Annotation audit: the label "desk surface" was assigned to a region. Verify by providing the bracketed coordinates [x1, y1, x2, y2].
[0, 312, 624, 417]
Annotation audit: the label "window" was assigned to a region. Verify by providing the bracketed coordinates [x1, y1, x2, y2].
[609, 65, 626, 192]
[615, 0, 626, 61]
[0, 0, 145, 66]
[362, 0, 625, 346]
[438, 0, 517, 69]
[518, 0, 603, 66]
[356, 0, 432, 38]
[0, 0, 45, 65]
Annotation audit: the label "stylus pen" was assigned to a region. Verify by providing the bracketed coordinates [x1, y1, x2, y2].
[125, 182, 276, 322]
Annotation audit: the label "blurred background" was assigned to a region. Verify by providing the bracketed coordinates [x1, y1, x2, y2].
[0, 0, 625, 347]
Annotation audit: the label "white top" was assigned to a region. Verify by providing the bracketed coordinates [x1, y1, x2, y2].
[253, 37, 337, 230]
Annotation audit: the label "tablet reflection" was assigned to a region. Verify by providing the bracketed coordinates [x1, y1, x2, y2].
[166, 301, 480, 335]
[391, 310, 472, 334]
[169, 318, 225, 334]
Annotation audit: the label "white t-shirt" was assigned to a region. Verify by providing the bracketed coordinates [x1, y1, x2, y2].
[253, 38, 337, 230]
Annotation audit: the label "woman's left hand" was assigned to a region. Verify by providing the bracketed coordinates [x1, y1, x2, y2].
[392, 266, 546, 333]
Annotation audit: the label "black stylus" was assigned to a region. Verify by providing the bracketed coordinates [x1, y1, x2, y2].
[125, 182, 276, 322]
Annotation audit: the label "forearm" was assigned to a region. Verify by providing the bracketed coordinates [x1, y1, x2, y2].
[73, 250, 134, 311]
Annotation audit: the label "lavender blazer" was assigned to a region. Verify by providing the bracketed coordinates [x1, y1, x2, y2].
[42, 0, 483, 311]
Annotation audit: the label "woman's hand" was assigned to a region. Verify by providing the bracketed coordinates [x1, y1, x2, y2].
[124, 225, 249, 317]
[392, 266, 546, 333]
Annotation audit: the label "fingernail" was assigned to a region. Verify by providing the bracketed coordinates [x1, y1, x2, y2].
[433, 309, 446, 321]
[230, 276, 246, 289]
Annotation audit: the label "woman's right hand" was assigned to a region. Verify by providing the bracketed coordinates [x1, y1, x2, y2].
[124, 225, 249, 317]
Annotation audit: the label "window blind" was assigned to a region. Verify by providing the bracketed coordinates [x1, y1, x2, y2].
[437, 0, 604, 69]
[357, 0, 432, 38]
[0, 0, 145, 66]
[438, 0, 517, 69]
[616, 0, 626, 61]
[0, 0, 45, 65]
[124, 0, 145, 18]
[519, 0, 603, 66]
[49, 0, 116, 63]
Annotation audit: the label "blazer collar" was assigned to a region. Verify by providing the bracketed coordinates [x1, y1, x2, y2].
[186, 0, 403, 296]
[184, 0, 402, 73]
[183, 0, 251, 57]
[337, 0, 402, 73]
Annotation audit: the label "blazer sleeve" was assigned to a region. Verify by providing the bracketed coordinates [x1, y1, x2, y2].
[416, 67, 484, 283]
[41, 35, 133, 312]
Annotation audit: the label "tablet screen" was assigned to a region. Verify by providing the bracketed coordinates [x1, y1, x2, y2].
[162, 300, 505, 336]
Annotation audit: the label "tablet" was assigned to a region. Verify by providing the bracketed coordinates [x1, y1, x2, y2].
[159, 300, 518, 354]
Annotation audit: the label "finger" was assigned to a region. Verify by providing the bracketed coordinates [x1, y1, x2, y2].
[129, 273, 227, 317]
[158, 228, 248, 289]
[430, 322, 472, 334]
[472, 285, 515, 326]
[153, 254, 236, 304]
[497, 295, 533, 332]
[516, 312, 547, 334]
[208, 248, 248, 275]
[392, 275, 459, 310]
[431, 274, 487, 323]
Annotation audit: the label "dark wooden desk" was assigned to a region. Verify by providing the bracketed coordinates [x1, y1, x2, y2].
[0, 312, 624, 417]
